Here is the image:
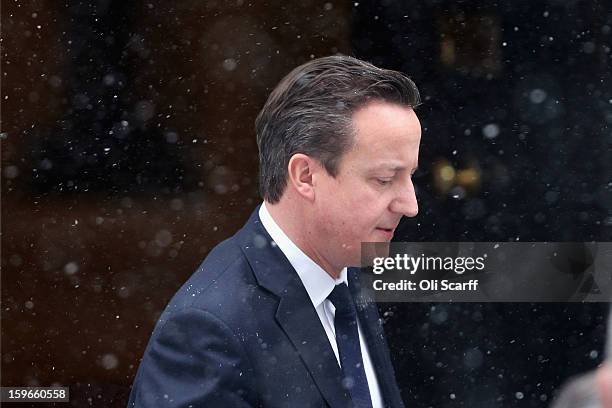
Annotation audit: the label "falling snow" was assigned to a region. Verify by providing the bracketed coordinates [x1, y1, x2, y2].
[2, 1, 611, 407]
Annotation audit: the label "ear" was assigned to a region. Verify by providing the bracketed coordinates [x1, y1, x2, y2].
[287, 153, 316, 201]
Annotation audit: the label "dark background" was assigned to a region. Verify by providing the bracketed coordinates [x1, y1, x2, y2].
[2, 0, 611, 407]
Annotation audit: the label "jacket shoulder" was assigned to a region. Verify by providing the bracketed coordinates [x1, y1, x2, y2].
[166, 234, 257, 312]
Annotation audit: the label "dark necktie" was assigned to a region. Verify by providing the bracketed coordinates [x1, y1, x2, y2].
[328, 282, 373, 408]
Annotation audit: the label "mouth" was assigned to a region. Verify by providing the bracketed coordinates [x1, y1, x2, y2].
[375, 227, 395, 239]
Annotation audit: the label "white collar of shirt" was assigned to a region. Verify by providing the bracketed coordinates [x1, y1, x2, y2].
[258, 202, 347, 308]
[258, 203, 384, 408]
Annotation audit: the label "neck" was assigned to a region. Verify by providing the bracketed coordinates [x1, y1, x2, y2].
[265, 200, 342, 279]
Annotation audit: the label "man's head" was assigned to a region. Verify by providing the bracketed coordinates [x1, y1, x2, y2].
[256, 55, 422, 273]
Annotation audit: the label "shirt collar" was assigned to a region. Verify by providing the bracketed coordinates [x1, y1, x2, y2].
[259, 202, 347, 308]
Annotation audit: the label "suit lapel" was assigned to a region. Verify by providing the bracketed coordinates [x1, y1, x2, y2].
[237, 207, 352, 408]
[276, 280, 353, 408]
[348, 268, 405, 408]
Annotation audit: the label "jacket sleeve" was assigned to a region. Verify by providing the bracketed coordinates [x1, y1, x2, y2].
[128, 307, 259, 407]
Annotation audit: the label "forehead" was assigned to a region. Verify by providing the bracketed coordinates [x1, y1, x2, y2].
[344, 101, 421, 167]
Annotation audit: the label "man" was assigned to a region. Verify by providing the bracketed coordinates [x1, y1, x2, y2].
[128, 55, 421, 407]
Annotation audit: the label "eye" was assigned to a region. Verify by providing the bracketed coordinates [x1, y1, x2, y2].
[376, 178, 392, 186]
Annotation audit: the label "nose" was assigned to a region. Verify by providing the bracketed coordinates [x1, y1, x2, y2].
[389, 179, 418, 217]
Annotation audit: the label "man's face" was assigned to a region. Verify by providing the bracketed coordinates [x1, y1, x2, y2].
[310, 100, 421, 270]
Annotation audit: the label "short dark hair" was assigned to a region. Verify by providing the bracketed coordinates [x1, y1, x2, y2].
[255, 55, 421, 203]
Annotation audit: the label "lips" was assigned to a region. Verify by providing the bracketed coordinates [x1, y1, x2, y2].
[375, 227, 395, 239]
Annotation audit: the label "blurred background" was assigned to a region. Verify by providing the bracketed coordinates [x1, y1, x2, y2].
[2, 0, 611, 406]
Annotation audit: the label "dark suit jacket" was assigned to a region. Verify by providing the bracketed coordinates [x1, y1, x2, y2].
[128, 206, 405, 407]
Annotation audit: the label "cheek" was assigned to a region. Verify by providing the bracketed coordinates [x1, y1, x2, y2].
[319, 204, 358, 236]
[336, 198, 386, 229]
[318, 180, 388, 234]
[337, 209, 379, 241]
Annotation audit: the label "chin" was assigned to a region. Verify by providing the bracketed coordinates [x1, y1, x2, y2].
[361, 241, 390, 267]
[340, 250, 362, 269]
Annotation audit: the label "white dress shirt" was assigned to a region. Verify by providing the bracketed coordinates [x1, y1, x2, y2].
[259, 203, 383, 408]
